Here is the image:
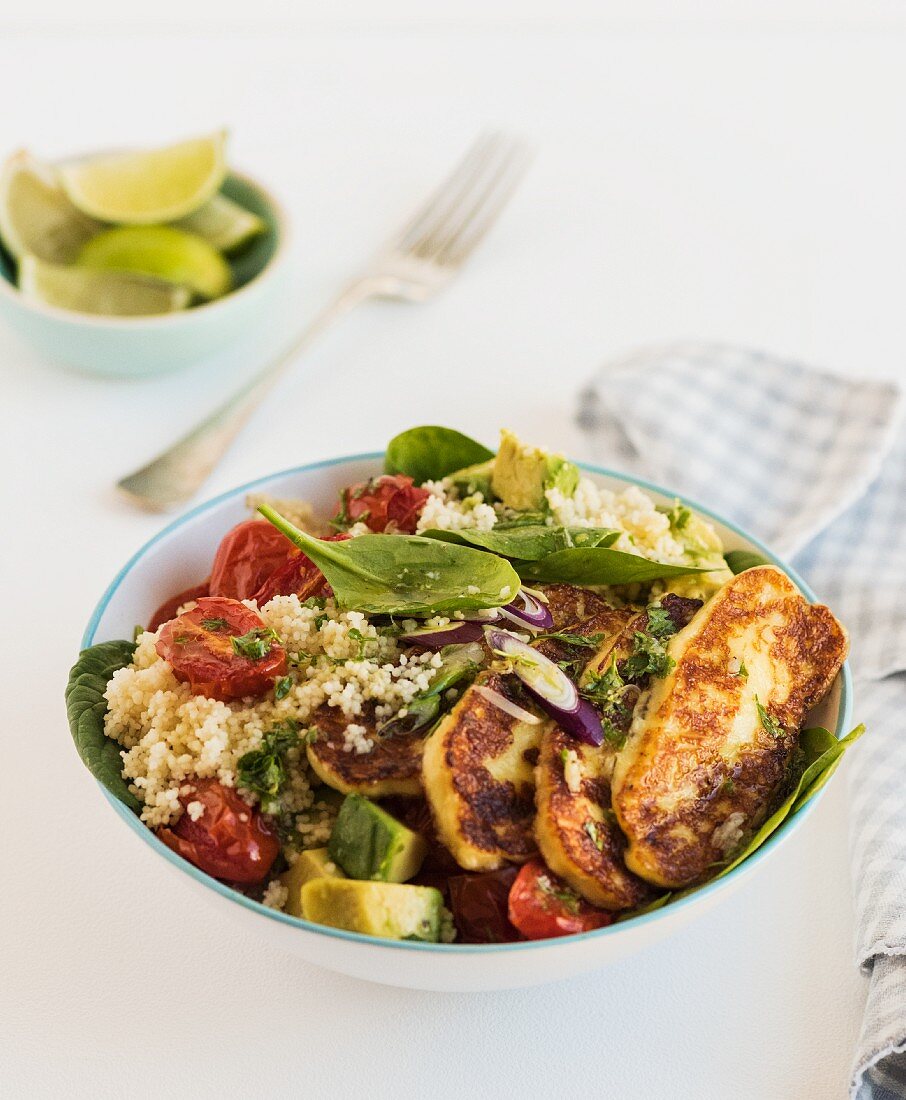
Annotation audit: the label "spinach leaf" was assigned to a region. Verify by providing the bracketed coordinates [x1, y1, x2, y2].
[384, 426, 494, 485]
[517, 547, 708, 586]
[724, 549, 770, 574]
[259, 505, 521, 616]
[421, 525, 619, 561]
[716, 723, 866, 878]
[621, 723, 865, 920]
[65, 640, 140, 812]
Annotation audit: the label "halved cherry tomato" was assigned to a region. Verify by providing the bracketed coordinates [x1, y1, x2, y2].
[156, 596, 287, 701]
[251, 533, 350, 605]
[507, 859, 614, 940]
[209, 519, 296, 601]
[148, 581, 210, 633]
[156, 778, 279, 884]
[449, 867, 521, 943]
[338, 474, 430, 533]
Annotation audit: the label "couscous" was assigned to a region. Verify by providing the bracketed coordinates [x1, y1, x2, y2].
[67, 426, 859, 945]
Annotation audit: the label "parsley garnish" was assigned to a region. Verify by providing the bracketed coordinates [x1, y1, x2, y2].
[623, 631, 675, 681]
[580, 659, 632, 747]
[536, 630, 606, 649]
[236, 719, 300, 813]
[737, 660, 749, 680]
[538, 873, 582, 915]
[644, 605, 676, 640]
[231, 628, 277, 660]
[200, 617, 229, 631]
[755, 696, 785, 739]
[664, 501, 691, 530]
[274, 675, 293, 700]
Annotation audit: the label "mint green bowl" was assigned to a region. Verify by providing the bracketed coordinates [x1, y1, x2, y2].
[0, 171, 290, 377]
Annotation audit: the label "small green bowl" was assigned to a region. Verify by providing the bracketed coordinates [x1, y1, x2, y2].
[0, 170, 290, 377]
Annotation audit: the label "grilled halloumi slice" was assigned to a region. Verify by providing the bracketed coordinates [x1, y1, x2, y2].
[612, 566, 848, 888]
[422, 672, 550, 871]
[307, 705, 423, 798]
[536, 584, 613, 631]
[534, 727, 654, 909]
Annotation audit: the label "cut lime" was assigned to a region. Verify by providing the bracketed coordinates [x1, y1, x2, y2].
[0, 151, 101, 262]
[77, 225, 232, 300]
[174, 192, 266, 253]
[59, 131, 227, 224]
[19, 255, 191, 316]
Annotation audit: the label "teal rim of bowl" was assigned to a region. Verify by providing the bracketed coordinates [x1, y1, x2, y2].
[82, 453, 854, 954]
[0, 167, 290, 328]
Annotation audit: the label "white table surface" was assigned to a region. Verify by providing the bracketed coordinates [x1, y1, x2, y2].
[1, 12, 903, 1098]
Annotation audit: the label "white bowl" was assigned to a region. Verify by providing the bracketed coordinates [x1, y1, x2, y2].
[82, 454, 851, 992]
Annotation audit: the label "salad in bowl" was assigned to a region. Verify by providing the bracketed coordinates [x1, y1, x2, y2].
[67, 427, 861, 970]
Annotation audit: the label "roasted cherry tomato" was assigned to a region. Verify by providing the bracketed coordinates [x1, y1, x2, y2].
[156, 596, 287, 701]
[507, 859, 614, 940]
[148, 582, 210, 633]
[338, 474, 430, 533]
[156, 778, 280, 885]
[209, 519, 296, 601]
[251, 533, 350, 605]
[448, 867, 521, 943]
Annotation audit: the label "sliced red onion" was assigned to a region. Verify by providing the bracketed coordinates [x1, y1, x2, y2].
[498, 588, 554, 634]
[485, 628, 604, 746]
[400, 621, 485, 649]
[473, 684, 543, 725]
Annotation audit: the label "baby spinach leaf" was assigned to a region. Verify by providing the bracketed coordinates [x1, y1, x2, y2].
[716, 723, 866, 879]
[65, 640, 140, 812]
[724, 549, 770, 574]
[621, 723, 865, 922]
[259, 505, 521, 616]
[384, 426, 494, 485]
[516, 547, 709, 586]
[421, 525, 619, 561]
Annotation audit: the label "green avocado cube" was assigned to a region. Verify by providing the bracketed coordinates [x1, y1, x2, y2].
[281, 847, 345, 918]
[490, 428, 579, 511]
[328, 794, 427, 882]
[301, 878, 443, 941]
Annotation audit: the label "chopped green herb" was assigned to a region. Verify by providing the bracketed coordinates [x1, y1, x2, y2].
[132, 624, 144, 642]
[174, 633, 191, 646]
[301, 596, 326, 610]
[664, 501, 692, 530]
[200, 616, 229, 631]
[755, 696, 785, 739]
[721, 776, 736, 794]
[236, 719, 300, 814]
[536, 630, 606, 649]
[314, 614, 329, 630]
[274, 675, 293, 700]
[736, 660, 749, 680]
[538, 873, 581, 915]
[231, 628, 277, 660]
[623, 631, 675, 681]
[645, 605, 676, 640]
[559, 747, 570, 766]
[581, 659, 632, 748]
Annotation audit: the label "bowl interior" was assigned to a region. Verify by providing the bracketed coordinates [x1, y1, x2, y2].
[83, 455, 851, 958]
[0, 170, 282, 300]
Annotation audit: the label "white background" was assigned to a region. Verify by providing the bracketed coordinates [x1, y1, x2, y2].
[1, 3, 903, 1098]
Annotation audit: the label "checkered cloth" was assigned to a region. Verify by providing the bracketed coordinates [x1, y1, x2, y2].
[577, 343, 905, 1099]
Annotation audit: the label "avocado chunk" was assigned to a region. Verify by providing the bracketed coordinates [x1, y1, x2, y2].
[490, 429, 579, 511]
[448, 458, 495, 500]
[301, 878, 443, 941]
[328, 794, 427, 882]
[281, 847, 345, 918]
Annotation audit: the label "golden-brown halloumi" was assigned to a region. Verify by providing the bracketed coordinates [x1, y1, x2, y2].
[612, 566, 848, 888]
[421, 671, 549, 871]
[534, 727, 654, 909]
[307, 705, 423, 798]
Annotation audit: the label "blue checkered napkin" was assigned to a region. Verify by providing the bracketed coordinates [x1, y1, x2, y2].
[576, 342, 904, 1099]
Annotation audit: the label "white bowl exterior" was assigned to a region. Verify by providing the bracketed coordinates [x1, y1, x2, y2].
[85, 456, 848, 991]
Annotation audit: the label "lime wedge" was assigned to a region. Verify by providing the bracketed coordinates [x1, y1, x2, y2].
[19, 256, 191, 316]
[174, 192, 266, 253]
[59, 131, 227, 224]
[0, 151, 101, 262]
[77, 225, 232, 300]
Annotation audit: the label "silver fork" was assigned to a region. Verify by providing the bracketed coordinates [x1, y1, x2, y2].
[117, 132, 532, 511]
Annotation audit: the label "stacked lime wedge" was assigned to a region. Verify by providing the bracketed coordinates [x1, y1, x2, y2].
[0, 131, 268, 318]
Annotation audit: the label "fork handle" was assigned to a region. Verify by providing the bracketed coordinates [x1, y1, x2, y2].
[116, 275, 386, 512]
